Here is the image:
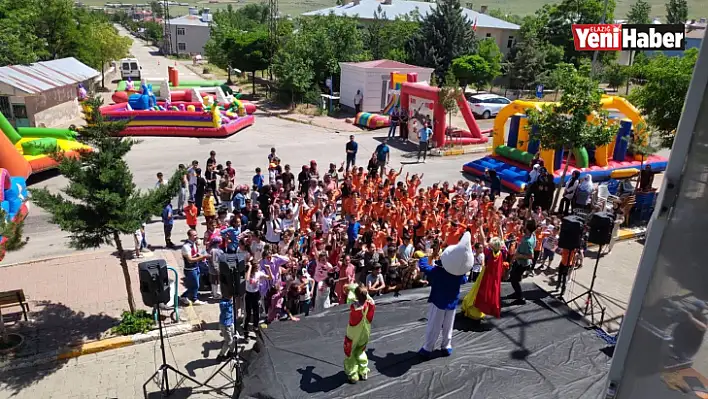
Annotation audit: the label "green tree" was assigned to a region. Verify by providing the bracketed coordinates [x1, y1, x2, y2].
[143, 21, 164, 45]
[451, 55, 491, 91]
[408, 0, 477, 80]
[665, 0, 688, 24]
[486, 8, 524, 25]
[79, 23, 132, 88]
[438, 70, 463, 143]
[627, 0, 651, 24]
[149, 1, 164, 18]
[365, 6, 387, 60]
[630, 48, 698, 148]
[29, 97, 183, 313]
[380, 16, 420, 62]
[526, 72, 617, 208]
[603, 63, 629, 91]
[35, 0, 80, 59]
[0, 0, 44, 64]
[223, 29, 270, 94]
[272, 45, 315, 105]
[278, 14, 365, 91]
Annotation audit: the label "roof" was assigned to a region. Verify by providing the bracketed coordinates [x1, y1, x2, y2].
[686, 28, 705, 40]
[0, 57, 100, 95]
[169, 14, 211, 26]
[341, 59, 431, 69]
[303, 0, 520, 30]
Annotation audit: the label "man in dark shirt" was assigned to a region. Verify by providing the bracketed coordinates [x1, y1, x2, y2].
[205, 150, 217, 167]
[297, 165, 310, 196]
[281, 164, 295, 194]
[205, 163, 219, 205]
[194, 168, 207, 216]
[346, 135, 358, 172]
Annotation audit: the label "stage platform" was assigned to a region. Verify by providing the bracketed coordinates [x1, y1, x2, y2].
[240, 282, 612, 399]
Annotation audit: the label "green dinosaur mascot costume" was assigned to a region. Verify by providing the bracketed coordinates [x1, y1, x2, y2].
[343, 283, 376, 383]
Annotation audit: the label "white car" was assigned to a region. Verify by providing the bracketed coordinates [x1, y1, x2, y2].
[467, 94, 511, 119]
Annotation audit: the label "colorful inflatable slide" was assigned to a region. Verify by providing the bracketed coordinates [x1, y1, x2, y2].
[462, 96, 668, 192]
[355, 93, 399, 129]
[0, 112, 89, 179]
[0, 168, 29, 261]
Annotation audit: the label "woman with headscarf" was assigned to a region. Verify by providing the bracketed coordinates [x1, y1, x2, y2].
[574, 174, 594, 211]
[531, 167, 554, 212]
[559, 170, 581, 215]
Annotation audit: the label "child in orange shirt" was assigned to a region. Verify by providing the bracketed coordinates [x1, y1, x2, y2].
[556, 248, 577, 299]
[184, 199, 198, 230]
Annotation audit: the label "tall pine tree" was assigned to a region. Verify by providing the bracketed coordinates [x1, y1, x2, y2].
[665, 0, 688, 24]
[408, 0, 476, 82]
[627, 0, 652, 24]
[30, 96, 183, 313]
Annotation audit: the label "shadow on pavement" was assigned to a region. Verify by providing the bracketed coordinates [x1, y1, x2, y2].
[0, 301, 119, 395]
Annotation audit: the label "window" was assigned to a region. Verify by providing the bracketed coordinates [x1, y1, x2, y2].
[130, 62, 138, 70]
[486, 33, 492, 38]
[12, 104, 27, 119]
[507, 35, 515, 49]
[122, 62, 130, 70]
[177, 27, 185, 35]
[177, 42, 187, 51]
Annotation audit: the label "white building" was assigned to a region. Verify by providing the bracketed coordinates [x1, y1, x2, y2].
[166, 7, 212, 55]
[339, 60, 434, 112]
[304, 0, 520, 54]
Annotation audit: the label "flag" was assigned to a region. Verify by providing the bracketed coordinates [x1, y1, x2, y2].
[472, 16, 478, 31]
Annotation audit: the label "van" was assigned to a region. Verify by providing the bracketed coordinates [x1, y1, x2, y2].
[119, 58, 142, 80]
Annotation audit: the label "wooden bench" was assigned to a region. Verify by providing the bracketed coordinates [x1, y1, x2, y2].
[0, 289, 30, 322]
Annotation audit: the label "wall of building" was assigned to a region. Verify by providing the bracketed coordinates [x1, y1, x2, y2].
[340, 66, 434, 112]
[31, 98, 80, 127]
[475, 27, 517, 55]
[170, 24, 210, 55]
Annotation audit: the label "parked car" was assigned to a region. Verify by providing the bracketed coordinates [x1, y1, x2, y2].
[466, 93, 511, 119]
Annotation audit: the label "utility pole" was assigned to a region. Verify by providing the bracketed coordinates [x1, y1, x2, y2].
[591, 0, 609, 79]
[163, 0, 173, 56]
[268, 0, 278, 81]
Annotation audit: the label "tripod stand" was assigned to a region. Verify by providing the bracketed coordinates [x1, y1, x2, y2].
[568, 244, 607, 326]
[202, 295, 244, 397]
[142, 305, 205, 397]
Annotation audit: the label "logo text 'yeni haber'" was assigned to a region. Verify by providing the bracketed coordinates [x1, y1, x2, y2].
[572, 24, 686, 51]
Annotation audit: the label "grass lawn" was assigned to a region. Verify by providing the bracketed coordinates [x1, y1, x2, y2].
[87, 0, 707, 20]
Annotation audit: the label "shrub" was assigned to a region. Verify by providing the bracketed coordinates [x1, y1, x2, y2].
[112, 310, 155, 336]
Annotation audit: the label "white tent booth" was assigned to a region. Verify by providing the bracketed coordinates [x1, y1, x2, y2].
[338, 60, 433, 113]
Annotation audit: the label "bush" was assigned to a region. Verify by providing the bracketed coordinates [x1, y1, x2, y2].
[112, 310, 155, 336]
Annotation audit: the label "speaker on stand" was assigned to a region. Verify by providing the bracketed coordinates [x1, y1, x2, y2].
[139, 259, 205, 397]
[568, 212, 613, 326]
[202, 253, 245, 397]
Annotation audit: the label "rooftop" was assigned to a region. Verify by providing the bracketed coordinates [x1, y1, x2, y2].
[169, 14, 211, 26]
[303, 0, 520, 30]
[0, 57, 99, 95]
[341, 59, 431, 69]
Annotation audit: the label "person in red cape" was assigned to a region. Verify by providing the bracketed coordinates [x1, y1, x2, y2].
[461, 225, 507, 320]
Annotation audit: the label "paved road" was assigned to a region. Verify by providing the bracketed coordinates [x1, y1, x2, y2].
[5, 28, 494, 265]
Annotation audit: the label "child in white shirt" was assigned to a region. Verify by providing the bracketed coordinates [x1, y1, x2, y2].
[244, 260, 272, 331]
[539, 226, 559, 270]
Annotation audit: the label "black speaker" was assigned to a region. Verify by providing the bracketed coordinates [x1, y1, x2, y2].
[219, 253, 244, 298]
[139, 259, 170, 307]
[588, 212, 614, 245]
[558, 215, 584, 250]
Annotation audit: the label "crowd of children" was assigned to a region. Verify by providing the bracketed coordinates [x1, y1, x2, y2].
[175, 146, 595, 361]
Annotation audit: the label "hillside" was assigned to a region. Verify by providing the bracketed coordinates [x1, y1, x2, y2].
[86, 0, 707, 20]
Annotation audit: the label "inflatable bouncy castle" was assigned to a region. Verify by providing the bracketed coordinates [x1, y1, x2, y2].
[0, 168, 29, 261]
[462, 96, 668, 192]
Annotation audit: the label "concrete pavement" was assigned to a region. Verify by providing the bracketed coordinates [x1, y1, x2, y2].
[0, 239, 646, 398]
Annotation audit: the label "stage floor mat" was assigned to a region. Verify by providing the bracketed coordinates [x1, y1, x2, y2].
[241, 282, 612, 399]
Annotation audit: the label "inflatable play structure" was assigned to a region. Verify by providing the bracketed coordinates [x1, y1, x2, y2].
[0, 168, 29, 262]
[354, 72, 405, 129]
[100, 90, 255, 138]
[462, 96, 668, 192]
[0, 112, 89, 179]
[356, 72, 489, 146]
